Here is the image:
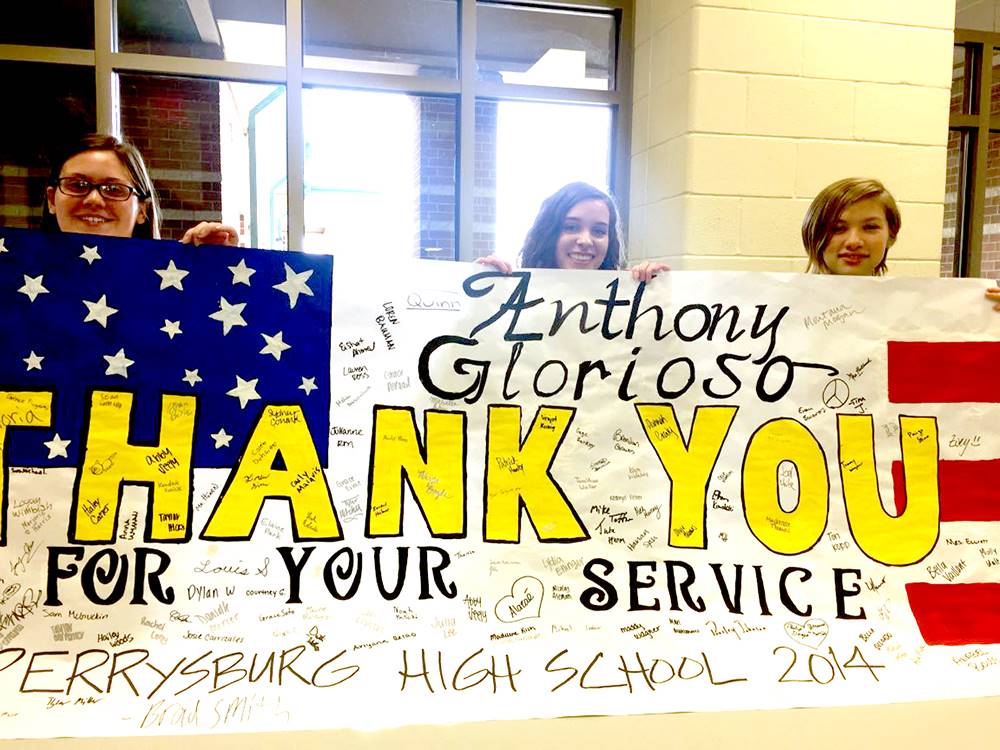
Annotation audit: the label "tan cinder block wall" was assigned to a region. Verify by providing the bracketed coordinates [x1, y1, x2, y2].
[630, 0, 956, 276]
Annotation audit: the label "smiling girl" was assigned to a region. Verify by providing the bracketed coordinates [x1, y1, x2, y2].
[44, 134, 237, 246]
[477, 182, 667, 282]
[803, 177, 1000, 309]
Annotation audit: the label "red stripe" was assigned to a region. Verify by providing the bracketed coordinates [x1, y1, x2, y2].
[888, 341, 1000, 403]
[905, 583, 1000, 645]
[892, 459, 1000, 521]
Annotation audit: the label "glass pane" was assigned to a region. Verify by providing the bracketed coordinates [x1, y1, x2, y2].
[985, 132, 1000, 279]
[118, 0, 285, 65]
[302, 89, 456, 258]
[477, 2, 616, 90]
[941, 130, 966, 278]
[0, 62, 96, 230]
[952, 45, 973, 115]
[475, 99, 612, 263]
[120, 74, 287, 248]
[956, 4, 1000, 32]
[2, 2, 94, 48]
[303, 0, 457, 77]
[991, 49, 1000, 119]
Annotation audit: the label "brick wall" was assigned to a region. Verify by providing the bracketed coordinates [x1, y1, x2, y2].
[632, 0, 953, 276]
[983, 128, 1000, 277]
[0, 67, 222, 242]
[120, 74, 223, 241]
[417, 97, 496, 260]
[980, 68, 1000, 278]
[473, 99, 498, 258]
[941, 129, 962, 276]
[955, 2, 1000, 279]
[941, 52, 1000, 280]
[418, 98, 458, 259]
[0, 62, 96, 230]
[4, 62, 481, 259]
[941, 53, 965, 277]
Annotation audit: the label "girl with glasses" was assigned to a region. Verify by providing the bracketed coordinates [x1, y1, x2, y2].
[44, 133, 237, 246]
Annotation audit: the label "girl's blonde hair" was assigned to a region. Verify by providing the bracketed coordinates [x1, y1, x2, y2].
[802, 177, 900, 275]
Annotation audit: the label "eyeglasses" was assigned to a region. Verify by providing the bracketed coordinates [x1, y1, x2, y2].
[54, 177, 144, 202]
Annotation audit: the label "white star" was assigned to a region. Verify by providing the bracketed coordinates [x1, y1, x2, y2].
[23, 351, 44, 371]
[18, 274, 48, 302]
[0, 237, 7, 253]
[208, 297, 247, 335]
[44, 433, 71, 459]
[80, 245, 101, 264]
[229, 258, 256, 286]
[182, 368, 202, 387]
[298, 376, 318, 395]
[227, 375, 260, 409]
[273, 263, 314, 309]
[161, 320, 183, 339]
[210, 428, 233, 448]
[82, 294, 118, 327]
[103, 348, 134, 378]
[155, 259, 189, 291]
[260, 331, 291, 361]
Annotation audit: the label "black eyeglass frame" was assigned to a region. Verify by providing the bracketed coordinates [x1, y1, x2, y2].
[53, 177, 146, 202]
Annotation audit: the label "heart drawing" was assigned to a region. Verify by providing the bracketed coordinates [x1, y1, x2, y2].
[784, 618, 829, 649]
[494, 576, 544, 623]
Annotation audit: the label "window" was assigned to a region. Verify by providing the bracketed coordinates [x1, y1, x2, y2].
[480, 99, 612, 263]
[303, 0, 458, 78]
[3, 3, 95, 48]
[119, 73, 287, 246]
[477, 2, 616, 90]
[0, 0, 632, 260]
[0, 62, 96, 231]
[302, 88, 457, 258]
[945, 34, 1000, 278]
[118, 0, 287, 64]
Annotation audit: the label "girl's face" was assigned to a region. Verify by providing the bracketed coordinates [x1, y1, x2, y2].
[554, 198, 610, 270]
[46, 150, 146, 238]
[821, 197, 890, 276]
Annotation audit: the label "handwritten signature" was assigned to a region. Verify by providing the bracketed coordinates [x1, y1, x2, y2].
[0, 588, 42, 634]
[8, 541, 37, 578]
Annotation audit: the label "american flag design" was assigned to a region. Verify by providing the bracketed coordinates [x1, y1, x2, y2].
[0, 227, 332, 469]
[888, 341, 1000, 645]
[0, 242, 996, 738]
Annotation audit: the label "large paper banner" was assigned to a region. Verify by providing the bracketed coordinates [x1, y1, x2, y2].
[0, 227, 998, 739]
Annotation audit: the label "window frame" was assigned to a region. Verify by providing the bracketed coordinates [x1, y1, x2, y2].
[0, 0, 633, 260]
[948, 30, 1000, 277]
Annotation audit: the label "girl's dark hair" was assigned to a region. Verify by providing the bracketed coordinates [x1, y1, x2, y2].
[44, 133, 161, 239]
[802, 177, 900, 276]
[519, 182, 623, 270]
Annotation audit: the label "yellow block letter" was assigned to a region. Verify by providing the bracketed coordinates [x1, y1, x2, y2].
[839, 414, 939, 565]
[202, 405, 340, 540]
[74, 391, 195, 543]
[367, 407, 467, 537]
[743, 418, 829, 555]
[484, 405, 586, 543]
[635, 404, 737, 549]
[0, 390, 53, 544]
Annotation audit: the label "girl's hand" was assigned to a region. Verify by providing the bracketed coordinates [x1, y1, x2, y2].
[475, 254, 513, 273]
[180, 222, 239, 247]
[987, 286, 1000, 312]
[630, 260, 670, 282]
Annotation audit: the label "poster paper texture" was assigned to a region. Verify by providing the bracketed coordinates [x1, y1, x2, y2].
[0, 227, 997, 738]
